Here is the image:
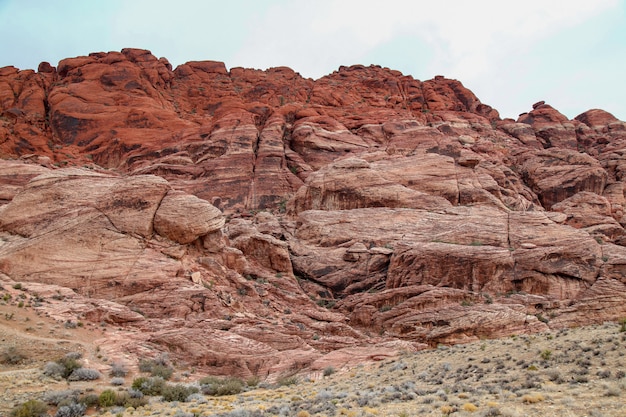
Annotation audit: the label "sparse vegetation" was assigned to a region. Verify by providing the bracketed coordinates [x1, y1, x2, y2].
[138, 355, 174, 380]
[161, 384, 199, 402]
[109, 361, 128, 377]
[199, 376, 246, 396]
[1, 346, 26, 364]
[10, 400, 47, 417]
[67, 367, 101, 381]
[54, 402, 86, 417]
[1, 314, 626, 416]
[131, 376, 166, 396]
[97, 390, 117, 407]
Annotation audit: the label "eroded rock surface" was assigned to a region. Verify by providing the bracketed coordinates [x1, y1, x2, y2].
[1, 49, 626, 377]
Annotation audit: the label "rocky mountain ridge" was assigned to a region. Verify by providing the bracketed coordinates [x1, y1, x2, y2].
[1, 48, 625, 379]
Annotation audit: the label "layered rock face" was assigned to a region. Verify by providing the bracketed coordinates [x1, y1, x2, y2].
[1, 49, 626, 376]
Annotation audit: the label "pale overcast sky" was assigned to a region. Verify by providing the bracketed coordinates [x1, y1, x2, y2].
[0, 0, 624, 120]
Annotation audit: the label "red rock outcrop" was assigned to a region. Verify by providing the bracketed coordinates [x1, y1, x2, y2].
[1, 49, 626, 376]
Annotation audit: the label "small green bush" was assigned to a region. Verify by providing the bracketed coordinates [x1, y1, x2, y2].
[138, 355, 173, 380]
[98, 390, 116, 408]
[78, 394, 99, 408]
[131, 376, 166, 396]
[161, 384, 199, 402]
[150, 364, 173, 380]
[138, 358, 154, 373]
[200, 376, 245, 396]
[10, 400, 48, 417]
[540, 349, 552, 361]
[122, 396, 147, 408]
[56, 357, 82, 379]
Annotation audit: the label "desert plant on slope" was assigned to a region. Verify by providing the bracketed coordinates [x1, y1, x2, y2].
[98, 390, 117, 408]
[54, 403, 86, 417]
[161, 384, 199, 402]
[67, 367, 101, 381]
[200, 376, 246, 396]
[43, 390, 80, 406]
[109, 361, 128, 377]
[138, 355, 174, 380]
[131, 376, 166, 396]
[43, 354, 82, 379]
[10, 400, 48, 417]
[1, 346, 26, 364]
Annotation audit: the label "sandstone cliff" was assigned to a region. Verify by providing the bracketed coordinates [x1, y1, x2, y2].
[1, 49, 625, 377]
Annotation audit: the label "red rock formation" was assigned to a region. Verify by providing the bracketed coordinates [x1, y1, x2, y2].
[1, 49, 626, 376]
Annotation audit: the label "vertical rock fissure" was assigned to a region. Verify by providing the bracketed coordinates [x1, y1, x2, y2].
[247, 125, 263, 210]
[453, 161, 461, 205]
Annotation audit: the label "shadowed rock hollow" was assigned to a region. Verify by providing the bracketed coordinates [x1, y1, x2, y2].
[1, 48, 626, 378]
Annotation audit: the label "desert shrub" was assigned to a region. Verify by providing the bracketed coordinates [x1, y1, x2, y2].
[131, 376, 166, 396]
[200, 376, 245, 396]
[521, 393, 544, 404]
[68, 367, 101, 381]
[138, 358, 154, 372]
[98, 390, 117, 408]
[481, 407, 503, 416]
[138, 356, 173, 380]
[276, 375, 299, 386]
[546, 370, 565, 384]
[150, 364, 173, 380]
[78, 394, 99, 408]
[323, 366, 335, 377]
[186, 393, 207, 403]
[112, 392, 130, 407]
[123, 396, 148, 408]
[64, 352, 82, 360]
[217, 410, 265, 417]
[110, 377, 125, 386]
[10, 400, 48, 417]
[131, 376, 148, 390]
[462, 403, 478, 412]
[1, 346, 26, 365]
[172, 412, 193, 417]
[540, 349, 552, 360]
[43, 390, 80, 405]
[43, 361, 67, 379]
[246, 376, 261, 387]
[161, 384, 199, 402]
[55, 403, 86, 417]
[127, 388, 144, 398]
[109, 362, 127, 377]
[55, 356, 82, 379]
[440, 405, 455, 415]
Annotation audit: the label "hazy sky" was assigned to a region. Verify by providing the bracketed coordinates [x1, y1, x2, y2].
[1, 0, 624, 120]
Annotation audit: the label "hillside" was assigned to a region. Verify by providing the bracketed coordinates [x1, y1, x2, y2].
[0, 48, 626, 383]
